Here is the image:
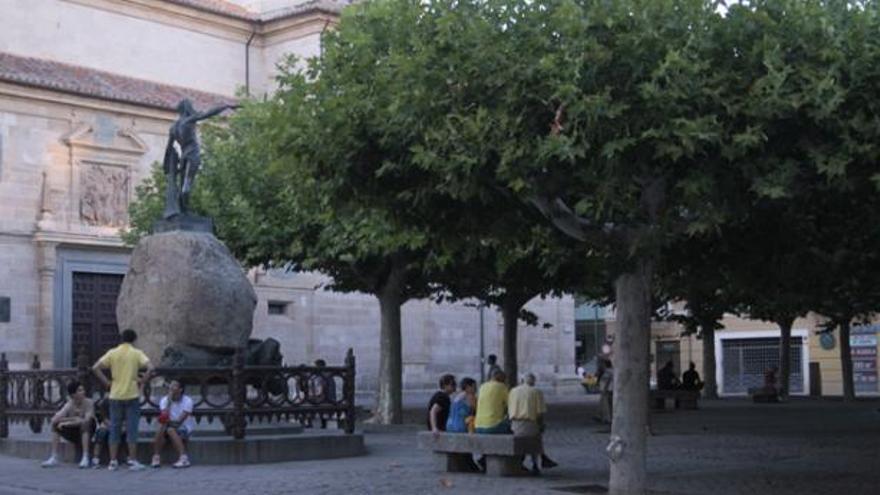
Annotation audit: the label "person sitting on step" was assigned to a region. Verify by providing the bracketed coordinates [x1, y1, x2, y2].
[89, 397, 112, 468]
[42, 380, 95, 469]
[151, 379, 194, 468]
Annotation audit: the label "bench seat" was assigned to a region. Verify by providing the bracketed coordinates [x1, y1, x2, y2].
[417, 431, 541, 476]
[650, 389, 700, 410]
[748, 387, 780, 403]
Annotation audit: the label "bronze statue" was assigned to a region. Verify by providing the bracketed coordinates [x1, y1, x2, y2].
[162, 99, 237, 219]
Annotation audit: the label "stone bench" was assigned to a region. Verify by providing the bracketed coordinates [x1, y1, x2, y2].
[748, 387, 780, 403]
[650, 389, 700, 410]
[417, 431, 542, 476]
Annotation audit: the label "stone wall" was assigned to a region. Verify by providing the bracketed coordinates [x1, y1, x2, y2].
[1, 0, 336, 98]
[250, 269, 576, 393]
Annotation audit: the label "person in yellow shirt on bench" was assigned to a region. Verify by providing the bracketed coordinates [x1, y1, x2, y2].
[474, 370, 510, 434]
[509, 373, 558, 474]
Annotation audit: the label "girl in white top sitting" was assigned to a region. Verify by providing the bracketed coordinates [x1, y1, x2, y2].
[151, 379, 195, 468]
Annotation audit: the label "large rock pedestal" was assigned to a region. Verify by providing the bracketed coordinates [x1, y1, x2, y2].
[116, 231, 257, 363]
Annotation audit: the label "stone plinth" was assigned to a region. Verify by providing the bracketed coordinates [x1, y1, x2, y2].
[116, 231, 257, 362]
[152, 213, 214, 234]
[0, 427, 365, 465]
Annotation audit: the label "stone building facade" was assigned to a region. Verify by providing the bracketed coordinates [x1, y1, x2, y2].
[0, 0, 576, 397]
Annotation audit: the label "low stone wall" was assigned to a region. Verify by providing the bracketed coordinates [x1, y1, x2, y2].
[0, 428, 366, 465]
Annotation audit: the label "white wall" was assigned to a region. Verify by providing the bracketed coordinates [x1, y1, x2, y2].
[0, 0, 250, 96]
[260, 32, 322, 94]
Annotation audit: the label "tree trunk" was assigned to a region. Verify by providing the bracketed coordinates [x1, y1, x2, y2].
[839, 321, 855, 402]
[374, 271, 405, 425]
[501, 300, 521, 387]
[608, 259, 653, 495]
[777, 317, 794, 399]
[700, 323, 718, 399]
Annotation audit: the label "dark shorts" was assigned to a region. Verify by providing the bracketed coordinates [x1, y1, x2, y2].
[54, 419, 95, 444]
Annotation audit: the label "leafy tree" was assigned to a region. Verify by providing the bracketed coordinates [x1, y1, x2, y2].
[719, 0, 880, 399]
[432, 196, 611, 386]
[808, 184, 880, 401]
[725, 200, 820, 398]
[415, 1, 736, 492]
[657, 233, 737, 399]
[806, 2, 880, 401]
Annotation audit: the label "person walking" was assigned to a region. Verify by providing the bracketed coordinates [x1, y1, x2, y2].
[596, 358, 614, 424]
[92, 329, 154, 471]
[485, 354, 502, 383]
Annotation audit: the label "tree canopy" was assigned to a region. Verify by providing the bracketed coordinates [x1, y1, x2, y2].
[124, 1, 880, 492]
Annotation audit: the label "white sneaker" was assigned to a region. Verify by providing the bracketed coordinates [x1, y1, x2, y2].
[127, 460, 146, 471]
[79, 457, 90, 469]
[91, 458, 101, 469]
[41, 456, 58, 468]
[108, 460, 119, 471]
[172, 456, 191, 469]
[151, 455, 161, 468]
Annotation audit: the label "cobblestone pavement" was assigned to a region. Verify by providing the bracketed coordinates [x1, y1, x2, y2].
[1, 398, 878, 495]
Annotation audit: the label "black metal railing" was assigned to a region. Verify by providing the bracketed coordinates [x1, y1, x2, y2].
[0, 348, 356, 439]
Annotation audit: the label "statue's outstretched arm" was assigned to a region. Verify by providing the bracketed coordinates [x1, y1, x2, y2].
[193, 104, 239, 123]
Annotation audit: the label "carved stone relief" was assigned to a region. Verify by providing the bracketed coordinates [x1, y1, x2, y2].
[79, 162, 130, 227]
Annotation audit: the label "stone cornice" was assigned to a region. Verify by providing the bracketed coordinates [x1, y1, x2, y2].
[32, 228, 127, 249]
[0, 53, 237, 114]
[61, 0, 344, 42]
[0, 81, 176, 123]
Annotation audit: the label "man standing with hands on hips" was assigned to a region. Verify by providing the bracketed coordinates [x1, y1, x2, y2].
[92, 328, 154, 471]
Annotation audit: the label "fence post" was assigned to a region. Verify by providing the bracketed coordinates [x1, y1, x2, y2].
[0, 353, 8, 438]
[29, 354, 42, 433]
[76, 347, 91, 396]
[344, 348, 356, 434]
[230, 346, 246, 439]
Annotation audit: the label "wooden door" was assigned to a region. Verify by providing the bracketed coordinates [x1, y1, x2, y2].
[71, 272, 124, 366]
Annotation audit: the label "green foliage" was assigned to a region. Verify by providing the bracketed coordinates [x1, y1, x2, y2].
[121, 162, 165, 246]
[122, 0, 880, 332]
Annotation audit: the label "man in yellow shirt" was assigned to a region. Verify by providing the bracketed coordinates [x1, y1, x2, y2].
[509, 373, 557, 474]
[475, 370, 510, 434]
[92, 329, 154, 471]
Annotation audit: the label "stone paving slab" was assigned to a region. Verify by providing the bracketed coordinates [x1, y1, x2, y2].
[0, 398, 877, 495]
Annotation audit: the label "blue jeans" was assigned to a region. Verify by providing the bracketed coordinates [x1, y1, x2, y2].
[109, 399, 140, 445]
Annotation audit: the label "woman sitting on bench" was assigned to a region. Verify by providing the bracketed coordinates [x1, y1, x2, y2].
[681, 362, 704, 391]
[657, 361, 682, 390]
[151, 379, 194, 469]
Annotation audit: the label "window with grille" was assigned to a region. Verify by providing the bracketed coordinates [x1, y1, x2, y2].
[721, 337, 803, 394]
[268, 301, 289, 315]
